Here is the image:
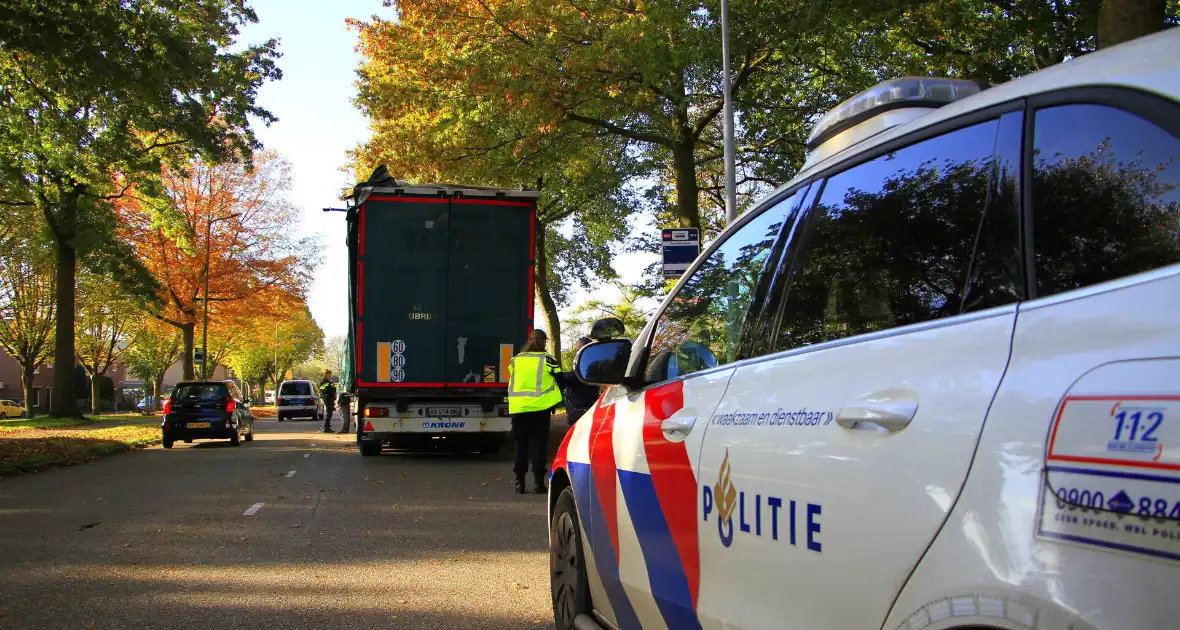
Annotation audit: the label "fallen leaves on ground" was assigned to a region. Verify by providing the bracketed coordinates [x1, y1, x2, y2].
[248, 406, 277, 418]
[0, 420, 160, 475]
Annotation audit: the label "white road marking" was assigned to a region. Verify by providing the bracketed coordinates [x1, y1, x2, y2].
[286, 470, 296, 478]
[244, 502, 265, 517]
[302, 453, 310, 459]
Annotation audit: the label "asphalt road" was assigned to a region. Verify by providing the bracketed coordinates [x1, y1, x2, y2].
[0, 413, 564, 629]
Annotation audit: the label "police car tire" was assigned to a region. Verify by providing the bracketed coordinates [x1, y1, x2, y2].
[550, 486, 592, 629]
[162, 438, 173, 449]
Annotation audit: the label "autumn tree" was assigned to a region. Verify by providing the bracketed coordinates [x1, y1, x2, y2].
[323, 335, 347, 375]
[0, 229, 55, 418]
[228, 343, 273, 404]
[352, 6, 636, 357]
[225, 292, 323, 395]
[126, 153, 319, 380]
[352, 0, 776, 231]
[0, 0, 280, 416]
[204, 312, 254, 376]
[266, 303, 324, 390]
[562, 283, 654, 367]
[124, 320, 182, 413]
[74, 273, 139, 414]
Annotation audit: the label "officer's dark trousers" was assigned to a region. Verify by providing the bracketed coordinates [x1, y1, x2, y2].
[511, 410, 551, 477]
[322, 400, 335, 430]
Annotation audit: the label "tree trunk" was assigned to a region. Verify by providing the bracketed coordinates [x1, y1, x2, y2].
[1098, 0, 1167, 49]
[672, 138, 701, 229]
[21, 364, 35, 419]
[51, 236, 79, 417]
[181, 322, 195, 380]
[533, 226, 563, 361]
[90, 370, 101, 416]
[153, 373, 164, 413]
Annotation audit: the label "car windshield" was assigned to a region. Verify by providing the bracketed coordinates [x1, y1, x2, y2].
[173, 384, 227, 402]
[280, 382, 312, 396]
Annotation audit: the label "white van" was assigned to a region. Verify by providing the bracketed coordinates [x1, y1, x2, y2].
[276, 380, 323, 422]
[550, 29, 1180, 630]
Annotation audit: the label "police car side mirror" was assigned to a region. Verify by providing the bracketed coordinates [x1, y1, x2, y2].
[575, 339, 632, 386]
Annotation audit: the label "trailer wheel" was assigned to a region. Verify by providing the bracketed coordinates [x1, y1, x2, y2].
[359, 439, 381, 457]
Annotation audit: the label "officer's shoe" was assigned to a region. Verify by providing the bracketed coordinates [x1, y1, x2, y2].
[515, 476, 527, 495]
[533, 473, 548, 495]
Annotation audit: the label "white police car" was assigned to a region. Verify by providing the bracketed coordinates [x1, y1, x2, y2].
[549, 29, 1180, 630]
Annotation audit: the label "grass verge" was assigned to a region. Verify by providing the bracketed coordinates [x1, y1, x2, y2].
[0, 417, 160, 476]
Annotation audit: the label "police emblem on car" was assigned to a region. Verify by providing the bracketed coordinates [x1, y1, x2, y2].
[702, 448, 825, 552]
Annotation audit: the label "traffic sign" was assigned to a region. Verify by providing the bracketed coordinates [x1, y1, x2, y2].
[662, 228, 700, 280]
[194, 348, 205, 364]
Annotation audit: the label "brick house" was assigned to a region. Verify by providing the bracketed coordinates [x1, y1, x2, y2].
[0, 348, 58, 414]
[0, 348, 136, 413]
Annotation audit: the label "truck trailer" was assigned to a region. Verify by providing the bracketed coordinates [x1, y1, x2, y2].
[339, 167, 538, 455]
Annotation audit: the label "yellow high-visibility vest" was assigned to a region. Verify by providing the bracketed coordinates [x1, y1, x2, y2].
[507, 352, 562, 414]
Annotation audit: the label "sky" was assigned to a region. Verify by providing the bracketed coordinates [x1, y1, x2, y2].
[236, 1, 656, 342]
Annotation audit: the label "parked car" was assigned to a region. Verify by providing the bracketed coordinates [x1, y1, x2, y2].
[264, 390, 275, 405]
[0, 399, 25, 419]
[136, 395, 155, 412]
[161, 380, 254, 448]
[276, 379, 323, 421]
[549, 30, 1180, 630]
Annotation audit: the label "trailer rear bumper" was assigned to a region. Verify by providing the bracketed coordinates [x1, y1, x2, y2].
[360, 416, 513, 435]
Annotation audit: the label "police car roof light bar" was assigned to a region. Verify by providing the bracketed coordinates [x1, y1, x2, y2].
[806, 77, 981, 150]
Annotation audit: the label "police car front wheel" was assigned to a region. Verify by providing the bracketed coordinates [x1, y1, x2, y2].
[550, 486, 592, 629]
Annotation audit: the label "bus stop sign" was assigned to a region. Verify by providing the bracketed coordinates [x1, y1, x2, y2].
[662, 228, 700, 279]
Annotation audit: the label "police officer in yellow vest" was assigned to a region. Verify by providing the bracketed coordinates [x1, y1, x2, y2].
[507, 329, 565, 494]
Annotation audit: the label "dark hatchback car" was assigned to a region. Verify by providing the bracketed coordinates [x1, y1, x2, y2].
[161, 380, 255, 448]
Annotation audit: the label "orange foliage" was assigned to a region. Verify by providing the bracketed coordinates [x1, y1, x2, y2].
[121, 152, 316, 344]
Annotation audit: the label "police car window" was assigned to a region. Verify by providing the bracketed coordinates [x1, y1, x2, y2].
[1032, 104, 1180, 296]
[280, 382, 312, 396]
[772, 118, 1006, 352]
[646, 194, 797, 384]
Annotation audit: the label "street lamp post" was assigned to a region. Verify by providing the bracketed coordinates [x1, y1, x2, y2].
[201, 212, 241, 379]
[721, 0, 738, 225]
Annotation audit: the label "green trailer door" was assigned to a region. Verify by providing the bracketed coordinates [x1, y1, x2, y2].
[358, 197, 450, 385]
[445, 198, 534, 385]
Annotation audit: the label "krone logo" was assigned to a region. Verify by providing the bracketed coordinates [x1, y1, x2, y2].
[714, 448, 738, 548]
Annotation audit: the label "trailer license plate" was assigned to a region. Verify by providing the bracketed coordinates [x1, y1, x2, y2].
[427, 407, 461, 417]
[187, 422, 210, 429]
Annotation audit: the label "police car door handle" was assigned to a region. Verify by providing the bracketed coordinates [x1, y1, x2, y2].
[836, 389, 918, 432]
[661, 416, 696, 436]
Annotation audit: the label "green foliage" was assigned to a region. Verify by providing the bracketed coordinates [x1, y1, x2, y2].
[226, 343, 273, 399]
[562, 283, 655, 369]
[227, 304, 324, 392]
[0, 0, 281, 414]
[124, 321, 182, 412]
[0, 215, 55, 418]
